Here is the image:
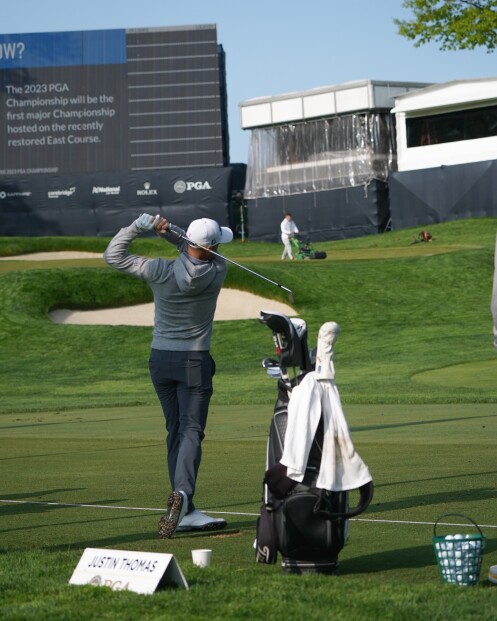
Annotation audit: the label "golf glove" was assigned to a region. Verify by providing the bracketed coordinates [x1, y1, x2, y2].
[134, 213, 159, 232]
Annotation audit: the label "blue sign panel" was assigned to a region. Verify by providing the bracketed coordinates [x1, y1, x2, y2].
[0, 29, 126, 69]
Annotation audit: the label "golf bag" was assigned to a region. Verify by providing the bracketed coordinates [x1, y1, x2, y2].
[255, 311, 373, 574]
[290, 236, 327, 260]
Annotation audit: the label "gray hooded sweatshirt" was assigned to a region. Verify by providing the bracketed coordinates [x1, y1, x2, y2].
[103, 223, 227, 351]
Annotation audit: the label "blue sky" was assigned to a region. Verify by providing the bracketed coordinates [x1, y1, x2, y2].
[2, 0, 496, 163]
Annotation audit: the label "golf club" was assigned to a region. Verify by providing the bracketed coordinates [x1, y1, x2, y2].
[166, 225, 295, 303]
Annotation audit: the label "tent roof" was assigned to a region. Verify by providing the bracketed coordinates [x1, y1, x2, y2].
[239, 79, 431, 129]
[391, 76, 497, 113]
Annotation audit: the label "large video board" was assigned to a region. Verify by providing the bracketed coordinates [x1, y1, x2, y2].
[0, 25, 227, 176]
[0, 25, 235, 236]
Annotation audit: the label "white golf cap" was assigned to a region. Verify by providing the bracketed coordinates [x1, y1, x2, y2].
[186, 218, 233, 246]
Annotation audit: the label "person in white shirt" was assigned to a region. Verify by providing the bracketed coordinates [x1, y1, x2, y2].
[280, 213, 299, 260]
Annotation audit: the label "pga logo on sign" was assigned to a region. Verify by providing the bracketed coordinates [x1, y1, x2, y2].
[174, 180, 212, 194]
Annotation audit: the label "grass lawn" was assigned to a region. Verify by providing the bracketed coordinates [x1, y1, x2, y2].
[1, 218, 497, 619]
[1, 403, 497, 620]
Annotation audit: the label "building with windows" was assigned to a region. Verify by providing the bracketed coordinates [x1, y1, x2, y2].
[240, 77, 497, 241]
[390, 77, 497, 229]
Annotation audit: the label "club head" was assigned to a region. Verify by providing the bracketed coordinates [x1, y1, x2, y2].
[262, 357, 282, 379]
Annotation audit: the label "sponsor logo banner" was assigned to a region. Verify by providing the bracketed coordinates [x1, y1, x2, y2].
[48, 187, 76, 199]
[136, 181, 158, 196]
[174, 180, 212, 194]
[0, 190, 31, 199]
[92, 185, 120, 195]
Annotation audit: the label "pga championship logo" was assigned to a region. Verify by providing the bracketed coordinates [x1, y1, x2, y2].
[174, 180, 212, 194]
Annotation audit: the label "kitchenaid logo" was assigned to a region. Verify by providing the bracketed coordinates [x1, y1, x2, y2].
[48, 187, 76, 199]
[137, 182, 158, 196]
[174, 180, 212, 194]
[0, 190, 32, 199]
[92, 186, 120, 195]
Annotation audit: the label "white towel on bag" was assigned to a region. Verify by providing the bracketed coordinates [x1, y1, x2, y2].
[280, 322, 372, 491]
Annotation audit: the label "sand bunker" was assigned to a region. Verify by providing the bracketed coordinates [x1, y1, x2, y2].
[50, 289, 295, 324]
[4, 251, 295, 323]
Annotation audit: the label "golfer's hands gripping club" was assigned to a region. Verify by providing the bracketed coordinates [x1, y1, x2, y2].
[134, 213, 160, 232]
[153, 216, 171, 235]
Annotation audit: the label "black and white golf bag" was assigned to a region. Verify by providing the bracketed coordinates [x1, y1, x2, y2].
[255, 311, 374, 574]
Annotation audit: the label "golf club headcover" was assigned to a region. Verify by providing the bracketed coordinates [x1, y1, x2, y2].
[264, 463, 297, 500]
[315, 321, 340, 380]
[134, 213, 159, 232]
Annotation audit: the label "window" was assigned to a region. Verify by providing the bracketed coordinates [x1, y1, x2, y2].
[406, 104, 497, 147]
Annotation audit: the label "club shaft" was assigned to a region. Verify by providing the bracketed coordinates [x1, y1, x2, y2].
[219, 253, 294, 295]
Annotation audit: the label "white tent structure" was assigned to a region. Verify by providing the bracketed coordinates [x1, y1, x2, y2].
[239, 79, 429, 241]
[392, 77, 497, 171]
[389, 77, 497, 229]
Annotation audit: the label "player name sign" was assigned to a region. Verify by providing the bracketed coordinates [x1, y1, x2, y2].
[69, 548, 189, 593]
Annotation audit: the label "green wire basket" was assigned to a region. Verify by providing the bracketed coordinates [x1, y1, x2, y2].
[433, 513, 486, 586]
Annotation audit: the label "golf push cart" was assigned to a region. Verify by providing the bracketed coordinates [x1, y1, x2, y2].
[255, 310, 373, 574]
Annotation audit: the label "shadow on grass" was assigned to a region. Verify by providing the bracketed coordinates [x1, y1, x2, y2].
[0, 509, 157, 534]
[376, 469, 497, 489]
[0, 442, 164, 461]
[42, 520, 251, 552]
[0, 489, 92, 508]
[201, 500, 261, 512]
[341, 537, 497, 575]
[0, 417, 128, 430]
[0, 488, 83, 499]
[369, 487, 497, 515]
[352, 413, 497, 434]
[342, 543, 434, 573]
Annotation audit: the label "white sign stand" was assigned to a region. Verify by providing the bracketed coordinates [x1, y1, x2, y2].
[69, 548, 189, 594]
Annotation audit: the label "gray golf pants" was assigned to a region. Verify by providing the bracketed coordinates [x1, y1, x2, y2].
[149, 349, 215, 513]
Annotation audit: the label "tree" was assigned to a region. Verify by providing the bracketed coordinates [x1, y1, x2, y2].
[395, 0, 497, 51]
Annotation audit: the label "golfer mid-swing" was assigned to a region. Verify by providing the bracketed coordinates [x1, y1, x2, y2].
[104, 213, 232, 537]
